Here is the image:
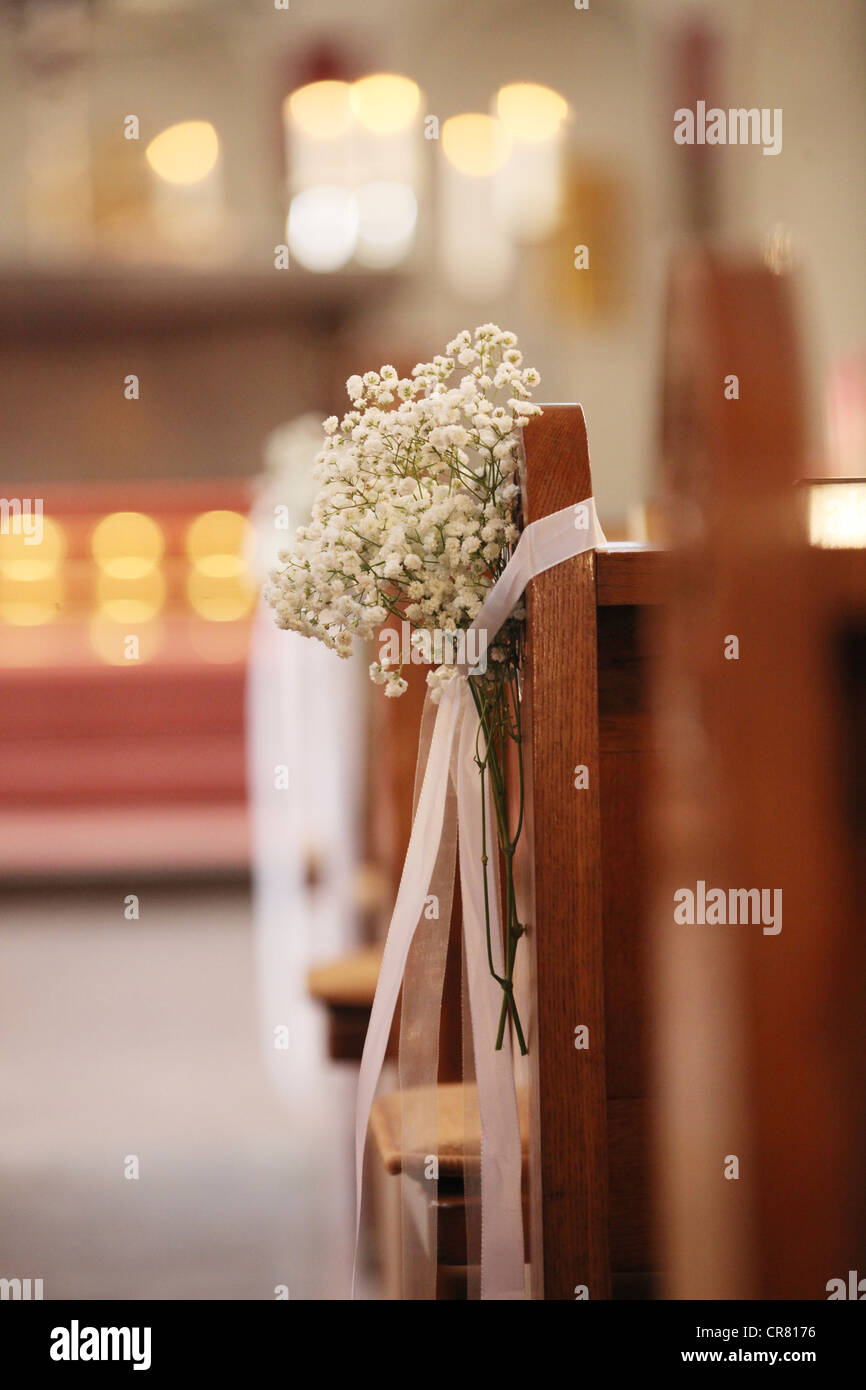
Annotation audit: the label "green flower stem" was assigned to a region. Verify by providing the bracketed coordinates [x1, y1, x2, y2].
[469, 673, 529, 1057]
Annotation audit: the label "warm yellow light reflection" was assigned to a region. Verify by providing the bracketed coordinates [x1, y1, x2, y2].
[187, 569, 256, 622]
[0, 574, 63, 625]
[145, 121, 219, 185]
[89, 617, 164, 666]
[808, 481, 866, 548]
[96, 570, 166, 623]
[350, 74, 420, 134]
[286, 81, 353, 139]
[91, 512, 164, 579]
[0, 516, 66, 581]
[495, 83, 568, 142]
[186, 510, 251, 577]
[442, 114, 512, 177]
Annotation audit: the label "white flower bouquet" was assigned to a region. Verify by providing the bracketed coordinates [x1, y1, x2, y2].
[265, 324, 542, 1052]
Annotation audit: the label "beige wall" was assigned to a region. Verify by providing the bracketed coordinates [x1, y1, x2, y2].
[0, 0, 862, 507]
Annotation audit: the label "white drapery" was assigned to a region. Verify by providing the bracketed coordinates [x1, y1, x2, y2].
[246, 418, 367, 1296]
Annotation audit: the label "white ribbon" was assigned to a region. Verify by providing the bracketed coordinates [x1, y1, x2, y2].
[353, 496, 606, 1299]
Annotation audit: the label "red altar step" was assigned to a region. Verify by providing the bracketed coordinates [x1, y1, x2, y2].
[0, 480, 252, 880]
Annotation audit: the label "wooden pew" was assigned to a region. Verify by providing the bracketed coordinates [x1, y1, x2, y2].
[652, 250, 866, 1298]
[367, 405, 670, 1298]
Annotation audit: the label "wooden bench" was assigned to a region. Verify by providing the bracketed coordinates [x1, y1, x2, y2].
[357, 406, 669, 1298]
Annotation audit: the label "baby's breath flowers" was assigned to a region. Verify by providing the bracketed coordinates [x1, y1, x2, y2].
[265, 325, 540, 1052]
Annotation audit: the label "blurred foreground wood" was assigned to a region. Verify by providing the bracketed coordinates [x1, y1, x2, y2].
[653, 250, 866, 1299]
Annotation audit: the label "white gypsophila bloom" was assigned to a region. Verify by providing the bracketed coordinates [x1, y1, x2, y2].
[263, 325, 541, 696]
[426, 664, 460, 703]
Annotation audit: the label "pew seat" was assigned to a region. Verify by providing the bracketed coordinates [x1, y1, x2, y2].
[370, 1082, 530, 1177]
[307, 945, 384, 1062]
[369, 1082, 653, 1294]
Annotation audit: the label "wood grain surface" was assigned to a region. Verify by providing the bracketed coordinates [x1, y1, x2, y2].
[522, 405, 611, 1299]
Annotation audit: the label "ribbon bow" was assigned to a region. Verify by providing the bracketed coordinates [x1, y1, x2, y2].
[354, 496, 606, 1299]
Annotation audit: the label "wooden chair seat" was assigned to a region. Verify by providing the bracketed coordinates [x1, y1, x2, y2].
[370, 1083, 531, 1282]
[370, 1083, 530, 1178]
[370, 1084, 652, 1280]
[307, 945, 384, 1061]
[307, 944, 383, 1008]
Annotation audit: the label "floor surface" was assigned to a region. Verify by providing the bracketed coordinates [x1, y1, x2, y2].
[0, 884, 366, 1300]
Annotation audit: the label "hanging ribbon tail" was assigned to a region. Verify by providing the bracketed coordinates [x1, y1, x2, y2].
[352, 495, 607, 1300]
[351, 677, 463, 1297]
[457, 683, 526, 1298]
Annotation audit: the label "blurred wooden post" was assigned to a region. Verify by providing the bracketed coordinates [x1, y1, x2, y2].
[520, 406, 610, 1299]
[521, 408, 668, 1300]
[654, 250, 866, 1298]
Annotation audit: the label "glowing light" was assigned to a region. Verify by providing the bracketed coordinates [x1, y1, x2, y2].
[145, 121, 219, 185]
[186, 569, 256, 622]
[0, 516, 66, 581]
[89, 616, 164, 666]
[807, 481, 866, 548]
[442, 114, 512, 178]
[287, 186, 359, 272]
[495, 84, 568, 143]
[96, 569, 166, 623]
[185, 510, 251, 577]
[355, 181, 417, 268]
[350, 74, 421, 135]
[0, 574, 63, 626]
[91, 512, 164, 580]
[286, 81, 353, 139]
